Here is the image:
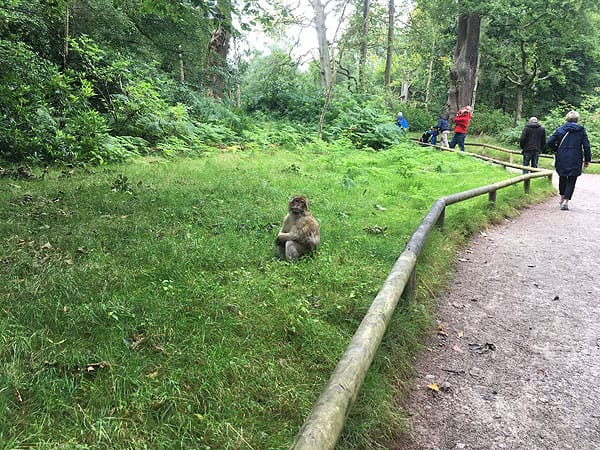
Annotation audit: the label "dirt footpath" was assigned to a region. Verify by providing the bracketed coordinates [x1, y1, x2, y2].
[395, 173, 600, 450]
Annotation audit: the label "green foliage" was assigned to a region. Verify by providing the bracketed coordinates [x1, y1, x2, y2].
[167, 84, 246, 133]
[325, 104, 405, 149]
[0, 39, 113, 163]
[240, 51, 323, 121]
[242, 120, 316, 151]
[496, 124, 524, 147]
[391, 104, 439, 133]
[469, 107, 515, 136]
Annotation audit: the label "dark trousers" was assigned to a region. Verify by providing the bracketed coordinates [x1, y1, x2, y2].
[558, 175, 578, 200]
[449, 133, 466, 151]
[522, 151, 539, 173]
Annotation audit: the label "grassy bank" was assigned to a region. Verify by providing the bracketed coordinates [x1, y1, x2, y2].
[0, 141, 554, 449]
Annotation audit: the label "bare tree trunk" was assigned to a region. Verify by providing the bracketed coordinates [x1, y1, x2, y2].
[515, 85, 523, 124]
[63, 3, 69, 70]
[208, 24, 230, 98]
[207, 0, 232, 98]
[178, 45, 185, 83]
[311, 0, 331, 89]
[447, 13, 481, 113]
[358, 0, 370, 91]
[400, 79, 410, 102]
[384, 0, 394, 89]
[424, 39, 435, 108]
[471, 49, 480, 109]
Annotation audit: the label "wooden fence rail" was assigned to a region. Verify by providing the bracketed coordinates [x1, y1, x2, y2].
[461, 141, 599, 164]
[413, 138, 599, 164]
[290, 148, 553, 450]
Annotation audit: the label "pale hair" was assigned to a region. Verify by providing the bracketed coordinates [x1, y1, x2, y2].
[566, 110, 579, 122]
[529, 117, 538, 123]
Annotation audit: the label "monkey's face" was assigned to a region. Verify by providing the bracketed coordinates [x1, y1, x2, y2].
[289, 196, 309, 215]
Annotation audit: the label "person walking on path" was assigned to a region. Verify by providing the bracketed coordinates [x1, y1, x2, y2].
[449, 106, 472, 152]
[546, 110, 591, 210]
[433, 111, 450, 148]
[519, 116, 546, 173]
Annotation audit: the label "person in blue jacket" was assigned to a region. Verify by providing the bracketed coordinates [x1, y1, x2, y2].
[396, 112, 409, 131]
[546, 110, 591, 210]
[432, 111, 450, 147]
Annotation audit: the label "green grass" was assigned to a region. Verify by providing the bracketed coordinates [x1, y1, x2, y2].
[0, 141, 555, 449]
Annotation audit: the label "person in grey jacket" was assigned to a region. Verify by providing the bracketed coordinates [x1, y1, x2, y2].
[546, 110, 592, 210]
[519, 117, 546, 172]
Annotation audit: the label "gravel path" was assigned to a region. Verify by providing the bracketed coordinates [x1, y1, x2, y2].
[395, 173, 600, 450]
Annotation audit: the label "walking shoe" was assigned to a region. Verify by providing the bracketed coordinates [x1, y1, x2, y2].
[561, 203, 569, 210]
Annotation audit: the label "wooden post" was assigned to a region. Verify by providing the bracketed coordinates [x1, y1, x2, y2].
[402, 267, 417, 301]
[436, 206, 446, 229]
[488, 190, 496, 204]
[509, 153, 513, 164]
[524, 178, 530, 193]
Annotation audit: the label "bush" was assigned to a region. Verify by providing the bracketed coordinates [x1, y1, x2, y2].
[386, 103, 438, 133]
[0, 40, 115, 163]
[240, 51, 323, 122]
[166, 83, 246, 133]
[324, 105, 405, 149]
[468, 107, 514, 136]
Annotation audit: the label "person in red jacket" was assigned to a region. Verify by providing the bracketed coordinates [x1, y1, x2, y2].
[449, 105, 473, 152]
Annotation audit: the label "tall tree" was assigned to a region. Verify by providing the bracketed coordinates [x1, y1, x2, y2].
[358, 0, 370, 91]
[480, 0, 598, 123]
[310, 0, 332, 88]
[447, 11, 481, 113]
[383, 0, 394, 89]
[207, 0, 232, 98]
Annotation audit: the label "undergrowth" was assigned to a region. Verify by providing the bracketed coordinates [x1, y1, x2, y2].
[0, 142, 554, 449]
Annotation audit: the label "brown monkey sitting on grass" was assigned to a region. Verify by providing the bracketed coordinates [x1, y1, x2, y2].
[276, 195, 320, 261]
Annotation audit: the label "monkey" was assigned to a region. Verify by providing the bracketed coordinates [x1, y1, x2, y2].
[275, 195, 320, 261]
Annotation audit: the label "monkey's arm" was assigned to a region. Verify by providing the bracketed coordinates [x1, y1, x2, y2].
[277, 217, 320, 249]
[276, 215, 295, 245]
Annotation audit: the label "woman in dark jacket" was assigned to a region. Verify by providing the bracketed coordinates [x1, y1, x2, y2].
[546, 110, 591, 210]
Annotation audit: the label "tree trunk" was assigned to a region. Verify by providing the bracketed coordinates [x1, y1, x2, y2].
[384, 0, 394, 89]
[63, 3, 69, 70]
[178, 45, 185, 83]
[311, 0, 331, 89]
[207, 0, 232, 98]
[471, 49, 480, 110]
[400, 79, 409, 102]
[447, 13, 481, 113]
[514, 85, 523, 125]
[208, 24, 230, 98]
[424, 39, 435, 108]
[358, 0, 370, 92]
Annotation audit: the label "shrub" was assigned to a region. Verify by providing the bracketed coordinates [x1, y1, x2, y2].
[324, 105, 405, 149]
[386, 103, 438, 133]
[166, 83, 246, 133]
[0, 39, 114, 163]
[240, 51, 323, 122]
[468, 107, 513, 136]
